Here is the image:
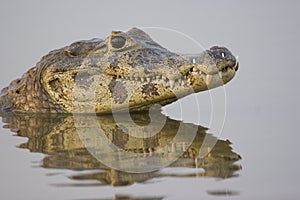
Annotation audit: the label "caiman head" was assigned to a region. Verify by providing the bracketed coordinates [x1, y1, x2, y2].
[0, 28, 239, 113]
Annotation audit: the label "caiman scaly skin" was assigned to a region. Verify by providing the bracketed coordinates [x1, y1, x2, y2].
[0, 28, 239, 113]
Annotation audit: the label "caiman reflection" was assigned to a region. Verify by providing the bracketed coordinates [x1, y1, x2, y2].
[0, 111, 241, 186]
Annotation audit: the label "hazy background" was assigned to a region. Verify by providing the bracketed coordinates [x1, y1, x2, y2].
[0, 0, 299, 199]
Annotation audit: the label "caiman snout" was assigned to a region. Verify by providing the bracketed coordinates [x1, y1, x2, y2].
[179, 46, 239, 91]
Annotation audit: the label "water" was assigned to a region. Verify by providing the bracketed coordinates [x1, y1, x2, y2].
[0, 1, 299, 199]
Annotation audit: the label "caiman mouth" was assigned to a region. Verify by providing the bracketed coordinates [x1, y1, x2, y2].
[185, 56, 239, 85]
[102, 56, 239, 93]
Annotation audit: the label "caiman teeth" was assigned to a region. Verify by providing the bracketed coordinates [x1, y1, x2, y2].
[169, 80, 175, 88]
[119, 71, 194, 89]
[159, 79, 166, 85]
[218, 72, 223, 79]
[206, 75, 212, 85]
[234, 56, 239, 68]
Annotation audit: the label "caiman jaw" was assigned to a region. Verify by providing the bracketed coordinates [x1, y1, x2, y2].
[180, 56, 239, 91]
[104, 55, 239, 93]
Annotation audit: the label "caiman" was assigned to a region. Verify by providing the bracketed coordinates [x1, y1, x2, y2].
[0, 28, 239, 113]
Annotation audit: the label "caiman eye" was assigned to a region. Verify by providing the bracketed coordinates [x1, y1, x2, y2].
[221, 52, 225, 58]
[111, 36, 126, 49]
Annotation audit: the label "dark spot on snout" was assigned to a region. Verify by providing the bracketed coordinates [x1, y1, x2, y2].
[108, 78, 128, 104]
[142, 83, 159, 97]
[72, 71, 94, 87]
